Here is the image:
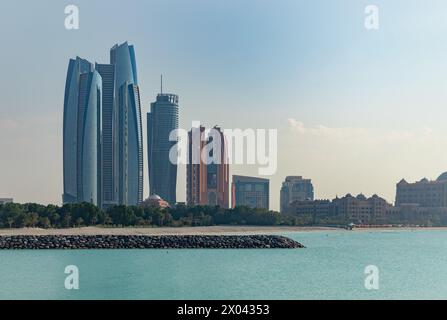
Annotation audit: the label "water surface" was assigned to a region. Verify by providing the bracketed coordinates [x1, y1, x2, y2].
[0, 230, 446, 299]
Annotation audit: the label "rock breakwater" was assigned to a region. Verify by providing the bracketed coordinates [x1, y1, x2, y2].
[0, 235, 304, 249]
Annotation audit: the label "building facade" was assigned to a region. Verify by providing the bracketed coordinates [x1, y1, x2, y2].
[147, 92, 179, 205]
[287, 194, 393, 224]
[111, 42, 144, 206]
[95, 63, 116, 207]
[332, 194, 391, 224]
[63, 57, 102, 206]
[232, 175, 269, 209]
[280, 176, 314, 213]
[187, 126, 229, 208]
[395, 172, 447, 208]
[286, 199, 332, 220]
[63, 42, 143, 207]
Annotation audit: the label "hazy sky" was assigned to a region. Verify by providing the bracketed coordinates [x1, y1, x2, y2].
[2, 0, 447, 210]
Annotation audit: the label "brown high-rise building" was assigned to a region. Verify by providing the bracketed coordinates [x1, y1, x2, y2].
[187, 126, 229, 208]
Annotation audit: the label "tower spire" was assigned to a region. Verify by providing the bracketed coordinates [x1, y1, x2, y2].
[160, 74, 163, 94]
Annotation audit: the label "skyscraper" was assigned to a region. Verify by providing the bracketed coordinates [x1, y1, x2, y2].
[111, 42, 143, 206]
[187, 126, 229, 208]
[147, 85, 179, 205]
[232, 175, 269, 209]
[63, 42, 143, 207]
[63, 57, 102, 205]
[280, 176, 314, 213]
[96, 63, 116, 207]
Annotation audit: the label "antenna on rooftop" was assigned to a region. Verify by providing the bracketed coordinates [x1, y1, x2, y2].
[160, 74, 163, 94]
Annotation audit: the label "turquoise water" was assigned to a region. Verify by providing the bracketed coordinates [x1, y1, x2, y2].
[1, 230, 447, 299]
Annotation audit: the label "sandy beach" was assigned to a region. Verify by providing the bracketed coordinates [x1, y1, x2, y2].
[0, 226, 339, 236]
[0, 225, 445, 236]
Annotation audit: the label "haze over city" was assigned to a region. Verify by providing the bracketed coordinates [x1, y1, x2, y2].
[2, 0, 447, 210]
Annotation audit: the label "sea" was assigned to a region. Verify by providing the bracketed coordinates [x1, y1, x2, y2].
[0, 229, 446, 299]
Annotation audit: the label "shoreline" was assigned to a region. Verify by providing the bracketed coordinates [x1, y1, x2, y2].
[0, 225, 446, 236]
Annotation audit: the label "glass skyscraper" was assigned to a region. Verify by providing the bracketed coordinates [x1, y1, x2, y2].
[63, 57, 102, 205]
[147, 92, 179, 204]
[63, 42, 143, 207]
[95, 63, 116, 207]
[111, 42, 143, 206]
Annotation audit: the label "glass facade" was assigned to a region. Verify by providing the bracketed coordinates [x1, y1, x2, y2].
[63, 57, 102, 205]
[232, 175, 269, 210]
[96, 63, 116, 207]
[63, 42, 143, 207]
[111, 42, 143, 206]
[147, 94, 179, 204]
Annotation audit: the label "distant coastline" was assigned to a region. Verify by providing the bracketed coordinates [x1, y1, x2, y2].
[0, 225, 445, 237]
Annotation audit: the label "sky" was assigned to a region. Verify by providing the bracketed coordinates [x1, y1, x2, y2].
[2, 0, 447, 210]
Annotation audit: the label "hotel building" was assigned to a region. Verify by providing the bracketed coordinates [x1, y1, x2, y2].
[187, 126, 229, 208]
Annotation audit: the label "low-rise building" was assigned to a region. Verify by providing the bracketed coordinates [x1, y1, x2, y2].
[286, 199, 332, 220]
[286, 194, 394, 224]
[396, 172, 447, 207]
[141, 195, 170, 209]
[333, 194, 392, 224]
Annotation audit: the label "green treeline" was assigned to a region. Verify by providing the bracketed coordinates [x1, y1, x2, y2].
[0, 202, 291, 229]
[2, 202, 445, 229]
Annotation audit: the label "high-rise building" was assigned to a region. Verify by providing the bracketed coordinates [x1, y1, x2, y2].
[280, 176, 314, 213]
[63, 42, 143, 207]
[395, 172, 447, 207]
[110, 42, 143, 206]
[147, 86, 179, 205]
[95, 63, 116, 207]
[187, 126, 229, 208]
[63, 57, 102, 206]
[232, 175, 269, 209]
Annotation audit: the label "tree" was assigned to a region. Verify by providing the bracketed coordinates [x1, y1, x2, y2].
[106, 205, 137, 226]
[75, 217, 84, 227]
[38, 217, 51, 229]
[61, 213, 72, 228]
[5, 217, 14, 229]
[25, 212, 39, 228]
[49, 212, 61, 227]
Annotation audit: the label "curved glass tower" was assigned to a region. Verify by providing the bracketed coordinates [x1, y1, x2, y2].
[111, 42, 143, 205]
[63, 42, 143, 207]
[63, 57, 102, 205]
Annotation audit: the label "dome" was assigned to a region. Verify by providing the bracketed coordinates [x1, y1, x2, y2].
[437, 172, 447, 181]
[148, 194, 162, 200]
